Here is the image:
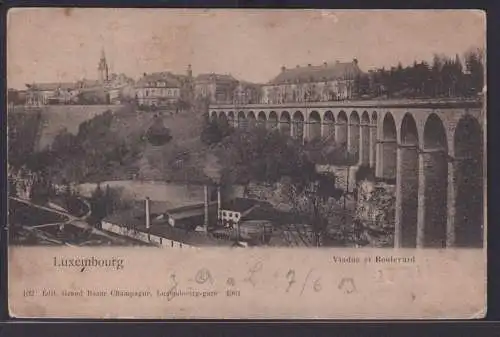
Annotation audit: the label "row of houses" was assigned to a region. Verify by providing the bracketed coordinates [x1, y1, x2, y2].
[136, 58, 362, 108]
[21, 73, 135, 106]
[10, 50, 363, 108]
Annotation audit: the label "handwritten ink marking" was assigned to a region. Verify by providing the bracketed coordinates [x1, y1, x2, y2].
[313, 277, 322, 292]
[244, 261, 263, 287]
[195, 268, 213, 285]
[226, 277, 236, 287]
[285, 269, 296, 292]
[300, 269, 313, 296]
[166, 273, 179, 302]
[250, 261, 263, 273]
[375, 270, 383, 282]
[80, 267, 85, 272]
[338, 277, 356, 294]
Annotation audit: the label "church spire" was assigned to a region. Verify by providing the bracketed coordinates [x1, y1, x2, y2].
[98, 47, 109, 83]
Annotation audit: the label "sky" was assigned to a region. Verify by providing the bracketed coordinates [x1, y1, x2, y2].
[7, 9, 486, 89]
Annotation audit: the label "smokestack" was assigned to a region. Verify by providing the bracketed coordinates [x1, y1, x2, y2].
[204, 185, 209, 230]
[217, 186, 222, 222]
[145, 197, 151, 229]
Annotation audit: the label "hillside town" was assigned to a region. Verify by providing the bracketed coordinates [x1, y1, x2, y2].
[9, 46, 485, 110]
[8, 49, 363, 108]
[8, 38, 485, 250]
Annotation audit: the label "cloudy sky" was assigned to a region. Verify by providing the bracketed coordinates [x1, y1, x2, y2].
[7, 9, 485, 89]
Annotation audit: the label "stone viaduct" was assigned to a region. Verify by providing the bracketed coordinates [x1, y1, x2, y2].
[208, 99, 485, 249]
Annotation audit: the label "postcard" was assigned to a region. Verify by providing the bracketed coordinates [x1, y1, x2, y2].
[7, 8, 486, 319]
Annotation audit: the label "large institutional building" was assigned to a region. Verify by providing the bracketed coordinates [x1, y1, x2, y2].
[191, 59, 362, 107]
[261, 59, 362, 104]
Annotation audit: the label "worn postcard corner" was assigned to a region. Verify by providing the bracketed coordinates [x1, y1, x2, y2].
[7, 8, 486, 319]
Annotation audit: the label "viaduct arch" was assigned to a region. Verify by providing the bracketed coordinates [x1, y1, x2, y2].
[209, 100, 485, 248]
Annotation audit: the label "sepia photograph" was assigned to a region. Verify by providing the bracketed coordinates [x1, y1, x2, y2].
[7, 8, 487, 319]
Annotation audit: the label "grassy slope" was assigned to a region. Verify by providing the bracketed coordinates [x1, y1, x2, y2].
[36, 105, 123, 150]
[108, 106, 207, 182]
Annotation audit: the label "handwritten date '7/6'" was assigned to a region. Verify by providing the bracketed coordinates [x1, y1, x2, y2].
[167, 262, 358, 296]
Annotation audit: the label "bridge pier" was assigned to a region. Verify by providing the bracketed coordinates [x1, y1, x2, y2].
[376, 139, 397, 180]
[347, 122, 360, 161]
[395, 144, 419, 248]
[416, 148, 448, 248]
[369, 125, 377, 169]
[335, 121, 348, 147]
[446, 160, 456, 247]
[416, 151, 426, 248]
[375, 140, 383, 178]
[359, 122, 370, 166]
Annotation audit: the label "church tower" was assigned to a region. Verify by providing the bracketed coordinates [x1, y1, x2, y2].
[98, 48, 109, 83]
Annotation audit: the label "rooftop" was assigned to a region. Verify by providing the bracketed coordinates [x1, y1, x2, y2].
[136, 72, 183, 88]
[103, 206, 233, 247]
[166, 202, 218, 221]
[268, 60, 362, 85]
[195, 73, 238, 83]
[220, 198, 269, 213]
[26, 82, 78, 91]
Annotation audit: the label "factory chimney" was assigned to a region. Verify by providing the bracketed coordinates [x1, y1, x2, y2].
[145, 197, 151, 230]
[217, 185, 222, 225]
[204, 185, 209, 231]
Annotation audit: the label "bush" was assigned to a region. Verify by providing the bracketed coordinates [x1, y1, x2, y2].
[200, 119, 232, 145]
[304, 138, 358, 166]
[355, 165, 375, 182]
[146, 125, 172, 146]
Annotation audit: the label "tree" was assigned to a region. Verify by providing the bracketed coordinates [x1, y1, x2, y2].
[29, 173, 52, 205]
[279, 173, 345, 247]
[211, 127, 315, 188]
[200, 118, 232, 145]
[146, 116, 172, 146]
[464, 47, 484, 96]
[89, 183, 106, 227]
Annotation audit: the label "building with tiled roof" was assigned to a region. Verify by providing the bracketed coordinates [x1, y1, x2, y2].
[233, 81, 263, 105]
[262, 59, 363, 104]
[135, 71, 182, 108]
[194, 73, 239, 104]
[135, 65, 194, 109]
[25, 82, 82, 105]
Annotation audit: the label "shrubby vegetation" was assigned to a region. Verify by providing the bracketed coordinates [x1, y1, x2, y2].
[8, 110, 43, 169]
[200, 119, 368, 246]
[146, 115, 173, 146]
[87, 183, 131, 227]
[356, 48, 485, 99]
[303, 138, 358, 166]
[11, 110, 146, 184]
